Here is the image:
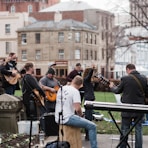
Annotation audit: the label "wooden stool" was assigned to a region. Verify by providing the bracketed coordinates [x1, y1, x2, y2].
[59, 125, 82, 148]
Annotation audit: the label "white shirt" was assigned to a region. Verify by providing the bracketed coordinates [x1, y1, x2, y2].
[55, 85, 81, 124]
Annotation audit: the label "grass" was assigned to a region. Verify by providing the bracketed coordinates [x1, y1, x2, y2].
[93, 91, 148, 135]
[14, 90, 148, 135]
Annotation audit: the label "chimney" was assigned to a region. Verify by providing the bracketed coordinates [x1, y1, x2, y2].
[54, 11, 62, 22]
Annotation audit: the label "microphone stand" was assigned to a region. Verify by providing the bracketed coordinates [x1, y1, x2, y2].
[29, 97, 36, 148]
[57, 83, 64, 148]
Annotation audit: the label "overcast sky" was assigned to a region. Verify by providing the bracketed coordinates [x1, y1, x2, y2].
[61, 0, 129, 14]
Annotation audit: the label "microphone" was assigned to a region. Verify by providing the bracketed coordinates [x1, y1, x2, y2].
[57, 81, 62, 87]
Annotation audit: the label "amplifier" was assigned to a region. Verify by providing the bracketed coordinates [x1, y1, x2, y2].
[43, 113, 59, 136]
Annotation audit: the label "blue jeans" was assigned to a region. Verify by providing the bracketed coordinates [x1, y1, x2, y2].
[120, 116, 143, 148]
[65, 115, 98, 148]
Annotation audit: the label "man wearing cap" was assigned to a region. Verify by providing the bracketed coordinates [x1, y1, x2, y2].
[39, 67, 59, 130]
[39, 68, 59, 113]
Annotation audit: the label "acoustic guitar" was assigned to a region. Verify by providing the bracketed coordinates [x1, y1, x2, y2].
[4, 69, 21, 85]
[45, 85, 59, 102]
[32, 89, 45, 107]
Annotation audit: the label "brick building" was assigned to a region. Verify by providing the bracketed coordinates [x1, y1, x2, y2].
[0, 0, 60, 13]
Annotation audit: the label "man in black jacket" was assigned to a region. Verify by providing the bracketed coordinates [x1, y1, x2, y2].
[66, 63, 84, 102]
[109, 63, 148, 148]
[1, 52, 19, 95]
[22, 62, 46, 120]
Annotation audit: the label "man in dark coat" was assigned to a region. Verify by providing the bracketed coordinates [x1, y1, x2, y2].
[66, 63, 84, 102]
[109, 63, 148, 148]
[22, 62, 46, 120]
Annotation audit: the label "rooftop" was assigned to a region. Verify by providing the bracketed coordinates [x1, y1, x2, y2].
[18, 19, 97, 31]
[40, 1, 94, 12]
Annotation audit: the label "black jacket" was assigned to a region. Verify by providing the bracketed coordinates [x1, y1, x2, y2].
[83, 68, 95, 101]
[1, 60, 17, 88]
[22, 74, 45, 105]
[66, 69, 82, 82]
[110, 70, 148, 117]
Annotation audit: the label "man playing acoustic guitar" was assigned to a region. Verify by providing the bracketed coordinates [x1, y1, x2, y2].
[39, 68, 59, 113]
[22, 62, 46, 120]
[39, 67, 59, 130]
[1, 52, 20, 95]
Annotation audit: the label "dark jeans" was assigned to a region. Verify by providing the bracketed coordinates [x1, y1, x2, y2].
[85, 109, 93, 137]
[120, 116, 143, 148]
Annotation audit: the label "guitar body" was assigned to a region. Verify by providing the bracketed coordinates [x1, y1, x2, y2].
[4, 69, 21, 85]
[45, 85, 59, 102]
[33, 89, 45, 106]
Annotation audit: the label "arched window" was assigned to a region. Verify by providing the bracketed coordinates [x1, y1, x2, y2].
[11, 5, 15, 13]
[28, 5, 33, 13]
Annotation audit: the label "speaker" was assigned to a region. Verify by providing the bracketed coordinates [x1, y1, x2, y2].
[43, 113, 59, 136]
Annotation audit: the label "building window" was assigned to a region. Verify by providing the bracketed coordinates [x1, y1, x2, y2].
[28, 5, 33, 13]
[58, 32, 64, 43]
[56, 68, 67, 77]
[90, 50, 93, 59]
[5, 24, 10, 34]
[90, 34, 93, 44]
[35, 33, 40, 44]
[36, 68, 41, 75]
[75, 32, 81, 43]
[21, 34, 27, 45]
[35, 50, 41, 60]
[21, 50, 27, 61]
[75, 49, 80, 59]
[102, 32, 104, 40]
[86, 33, 88, 43]
[102, 48, 104, 59]
[95, 51, 97, 60]
[94, 35, 97, 44]
[58, 49, 64, 59]
[85, 50, 88, 60]
[11, 5, 15, 13]
[6, 42, 10, 54]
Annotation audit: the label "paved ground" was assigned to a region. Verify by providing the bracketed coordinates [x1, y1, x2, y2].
[34, 134, 148, 148]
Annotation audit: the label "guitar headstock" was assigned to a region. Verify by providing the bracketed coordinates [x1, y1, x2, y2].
[94, 73, 110, 86]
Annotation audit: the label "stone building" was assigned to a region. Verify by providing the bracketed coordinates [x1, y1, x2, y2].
[17, 15, 99, 77]
[28, 1, 115, 78]
[0, 0, 60, 13]
[0, 11, 29, 58]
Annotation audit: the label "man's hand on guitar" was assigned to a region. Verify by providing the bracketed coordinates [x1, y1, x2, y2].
[109, 82, 115, 88]
[50, 88, 57, 93]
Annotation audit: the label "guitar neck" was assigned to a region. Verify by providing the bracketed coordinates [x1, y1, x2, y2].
[94, 74, 110, 86]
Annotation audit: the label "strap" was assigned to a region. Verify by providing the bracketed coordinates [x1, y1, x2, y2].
[23, 75, 33, 91]
[130, 74, 145, 95]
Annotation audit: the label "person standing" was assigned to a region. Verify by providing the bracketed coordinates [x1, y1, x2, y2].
[22, 62, 46, 120]
[83, 66, 96, 140]
[39, 67, 59, 131]
[55, 75, 98, 148]
[109, 63, 148, 148]
[67, 63, 84, 102]
[1, 52, 20, 95]
[39, 67, 59, 113]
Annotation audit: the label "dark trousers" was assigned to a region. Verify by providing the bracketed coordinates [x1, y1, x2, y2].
[85, 109, 93, 137]
[5, 85, 16, 95]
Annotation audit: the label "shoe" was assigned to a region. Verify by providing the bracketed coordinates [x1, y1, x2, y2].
[85, 135, 89, 141]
